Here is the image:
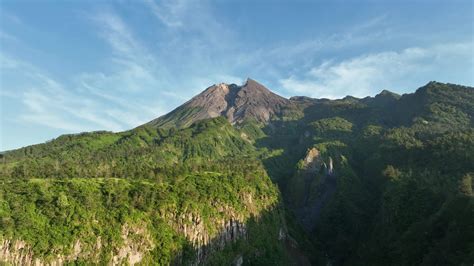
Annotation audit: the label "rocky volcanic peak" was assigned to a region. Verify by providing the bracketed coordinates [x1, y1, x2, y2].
[229, 78, 290, 123]
[148, 78, 290, 127]
[186, 82, 240, 118]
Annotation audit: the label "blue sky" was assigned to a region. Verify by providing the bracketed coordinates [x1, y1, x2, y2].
[1, 0, 473, 151]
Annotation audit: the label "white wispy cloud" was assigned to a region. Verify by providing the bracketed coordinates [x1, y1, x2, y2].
[19, 86, 123, 132]
[87, 12, 165, 92]
[1, 53, 156, 132]
[20, 114, 87, 132]
[0, 30, 19, 42]
[143, 0, 186, 27]
[267, 15, 390, 60]
[144, 0, 234, 49]
[85, 10, 228, 104]
[1, 12, 23, 25]
[279, 42, 474, 99]
[229, 15, 396, 90]
[1, 9, 215, 137]
[93, 12, 155, 64]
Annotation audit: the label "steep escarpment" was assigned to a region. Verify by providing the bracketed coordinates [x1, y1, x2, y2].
[0, 224, 152, 265]
[286, 147, 338, 232]
[0, 174, 284, 265]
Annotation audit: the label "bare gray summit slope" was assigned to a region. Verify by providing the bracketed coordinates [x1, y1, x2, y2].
[148, 78, 290, 128]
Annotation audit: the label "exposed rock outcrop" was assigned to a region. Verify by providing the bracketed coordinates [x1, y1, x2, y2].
[1, 213, 255, 266]
[164, 203, 252, 264]
[0, 239, 85, 266]
[1, 223, 153, 266]
[1, 212, 253, 266]
[1, 184, 275, 266]
[302, 147, 322, 172]
[112, 224, 154, 265]
[290, 148, 338, 232]
[328, 157, 334, 176]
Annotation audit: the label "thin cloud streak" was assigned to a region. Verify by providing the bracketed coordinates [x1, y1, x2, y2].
[88, 12, 165, 93]
[233, 15, 395, 85]
[143, 0, 186, 27]
[1, 54, 155, 132]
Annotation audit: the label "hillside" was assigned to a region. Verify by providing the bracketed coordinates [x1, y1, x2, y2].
[278, 81, 474, 265]
[0, 117, 296, 265]
[1, 80, 473, 265]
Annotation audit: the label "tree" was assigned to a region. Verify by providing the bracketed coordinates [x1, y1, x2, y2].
[459, 173, 472, 195]
[383, 165, 401, 181]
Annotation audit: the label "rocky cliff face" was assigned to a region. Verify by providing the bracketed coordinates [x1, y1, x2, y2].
[148, 78, 290, 128]
[288, 148, 338, 232]
[1, 240, 50, 266]
[165, 210, 248, 265]
[302, 147, 322, 172]
[0, 223, 153, 266]
[1, 191, 274, 266]
[0, 217, 249, 266]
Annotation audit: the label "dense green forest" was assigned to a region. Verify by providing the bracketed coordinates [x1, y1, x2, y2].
[274, 82, 474, 265]
[1, 117, 294, 264]
[1, 81, 473, 265]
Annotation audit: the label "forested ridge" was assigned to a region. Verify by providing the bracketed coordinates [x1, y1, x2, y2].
[1, 117, 291, 265]
[1, 81, 473, 265]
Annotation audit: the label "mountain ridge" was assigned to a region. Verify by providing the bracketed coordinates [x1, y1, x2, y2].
[2, 79, 472, 153]
[146, 79, 473, 131]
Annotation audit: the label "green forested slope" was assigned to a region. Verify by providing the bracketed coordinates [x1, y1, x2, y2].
[277, 82, 474, 265]
[1, 81, 473, 265]
[0, 117, 292, 265]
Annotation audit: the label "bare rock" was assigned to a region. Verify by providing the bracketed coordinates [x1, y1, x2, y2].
[148, 78, 290, 127]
